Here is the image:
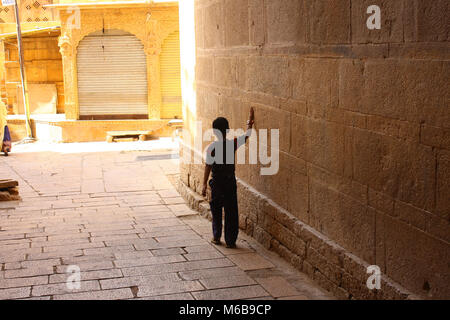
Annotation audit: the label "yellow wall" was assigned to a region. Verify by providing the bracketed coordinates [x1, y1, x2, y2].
[0, 1, 62, 113]
[0, 22, 60, 35]
[0, 101, 6, 142]
[3, 36, 64, 114]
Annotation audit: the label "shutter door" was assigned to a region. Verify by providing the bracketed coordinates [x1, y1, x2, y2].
[77, 29, 148, 117]
[160, 31, 182, 119]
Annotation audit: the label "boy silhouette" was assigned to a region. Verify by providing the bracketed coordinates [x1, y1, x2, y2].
[202, 108, 255, 248]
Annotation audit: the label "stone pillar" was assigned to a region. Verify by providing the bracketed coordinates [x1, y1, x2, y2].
[146, 51, 161, 119]
[145, 16, 163, 120]
[58, 34, 79, 120]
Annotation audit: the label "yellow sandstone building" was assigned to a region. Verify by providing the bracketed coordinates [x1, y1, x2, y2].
[0, 0, 181, 142]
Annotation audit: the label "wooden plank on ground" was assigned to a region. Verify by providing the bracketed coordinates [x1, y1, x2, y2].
[0, 180, 18, 189]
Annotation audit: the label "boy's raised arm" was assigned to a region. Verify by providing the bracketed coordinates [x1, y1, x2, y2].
[248, 107, 255, 127]
[235, 107, 255, 150]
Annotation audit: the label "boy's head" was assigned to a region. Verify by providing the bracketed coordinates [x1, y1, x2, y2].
[212, 117, 229, 139]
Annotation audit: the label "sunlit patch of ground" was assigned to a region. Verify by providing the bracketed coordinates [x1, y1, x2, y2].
[11, 138, 179, 155]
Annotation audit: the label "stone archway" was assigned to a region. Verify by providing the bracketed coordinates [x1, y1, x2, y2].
[56, 4, 180, 120]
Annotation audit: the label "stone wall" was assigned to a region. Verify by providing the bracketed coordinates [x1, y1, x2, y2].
[179, 0, 449, 299]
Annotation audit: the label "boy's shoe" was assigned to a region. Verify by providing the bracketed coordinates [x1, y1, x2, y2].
[211, 238, 221, 245]
[226, 243, 236, 249]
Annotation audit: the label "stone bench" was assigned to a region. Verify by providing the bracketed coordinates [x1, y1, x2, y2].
[106, 130, 153, 143]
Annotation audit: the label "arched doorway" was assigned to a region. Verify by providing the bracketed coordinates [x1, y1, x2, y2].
[77, 29, 148, 119]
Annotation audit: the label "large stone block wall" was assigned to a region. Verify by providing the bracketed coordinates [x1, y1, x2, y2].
[180, 0, 449, 299]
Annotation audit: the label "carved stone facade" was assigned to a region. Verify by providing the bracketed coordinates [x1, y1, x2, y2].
[56, 4, 179, 120]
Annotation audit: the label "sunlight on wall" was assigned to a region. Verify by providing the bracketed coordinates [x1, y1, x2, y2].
[178, 0, 196, 145]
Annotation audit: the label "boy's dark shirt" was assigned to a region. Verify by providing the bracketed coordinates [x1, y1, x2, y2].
[206, 131, 250, 181]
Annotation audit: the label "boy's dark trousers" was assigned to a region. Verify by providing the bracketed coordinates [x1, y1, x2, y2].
[209, 176, 239, 245]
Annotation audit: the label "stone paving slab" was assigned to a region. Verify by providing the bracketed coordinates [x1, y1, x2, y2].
[31, 280, 101, 297]
[0, 286, 31, 299]
[255, 276, 301, 298]
[136, 292, 194, 300]
[100, 273, 181, 290]
[192, 285, 269, 300]
[0, 275, 48, 289]
[0, 142, 333, 300]
[227, 253, 276, 271]
[179, 267, 247, 281]
[53, 288, 134, 300]
[200, 275, 257, 290]
[137, 280, 204, 298]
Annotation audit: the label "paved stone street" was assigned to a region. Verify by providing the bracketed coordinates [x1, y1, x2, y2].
[0, 140, 333, 300]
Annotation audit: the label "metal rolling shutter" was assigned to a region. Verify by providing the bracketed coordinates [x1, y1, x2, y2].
[160, 31, 182, 119]
[77, 29, 148, 116]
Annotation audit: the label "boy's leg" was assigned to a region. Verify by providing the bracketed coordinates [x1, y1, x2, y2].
[209, 180, 224, 241]
[224, 187, 239, 246]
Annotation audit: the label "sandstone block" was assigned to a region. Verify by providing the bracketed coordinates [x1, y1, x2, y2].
[436, 150, 450, 219]
[196, 56, 213, 83]
[404, 0, 449, 42]
[302, 261, 315, 278]
[266, 0, 306, 44]
[224, 0, 249, 46]
[378, 212, 450, 299]
[352, 129, 435, 211]
[204, 1, 225, 48]
[362, 60, 448, 128]
[195, 7, 205, 49]
[307, 0, 351, 44]
[389, 42, 450, 60]
[286, 156, 309, 222]
[366, 115, 420, 142]
[338, 59, 365, 112]
[340, 271, 376, 300]
[213, 56, 237, 88]
[249, 0, 265, 46]
[238, 56, 290, 98]
[351, 0, 403, 44]
[420, 125, 450, 150]
[307, 248, 343, 285]
[306, 119, 346, 175]
[394, 200, 429, 232]
[313, 270, 347, 299]
[290, 113, 308, 160]
[309, 180, 376, 264]
[368, 188, 395, 216]
[297, 58, 339, 108]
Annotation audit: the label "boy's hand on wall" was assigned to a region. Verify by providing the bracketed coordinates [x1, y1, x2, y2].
[202, 184, 207, 197]
[248, 107, 255, 128]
